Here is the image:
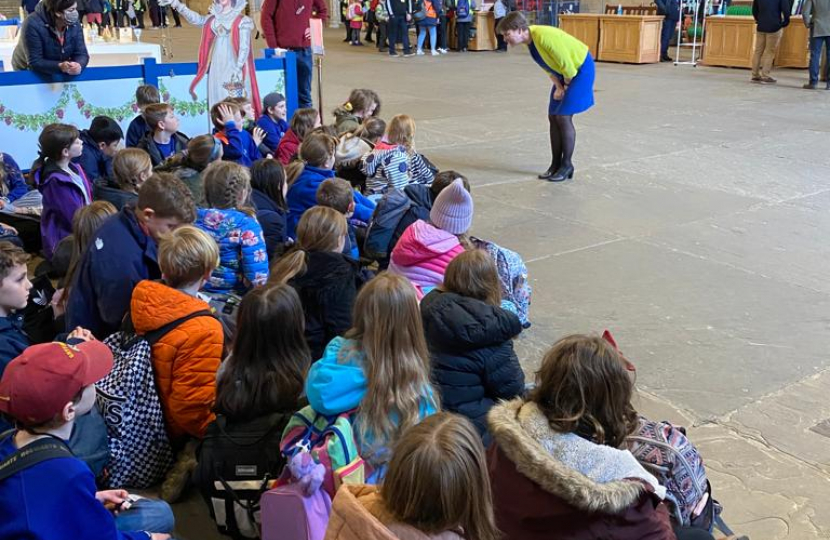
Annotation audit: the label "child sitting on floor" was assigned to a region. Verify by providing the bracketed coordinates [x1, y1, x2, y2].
[316, 177, 360, 259]
[256, 92, 289, 154]
[362, 114, 435, 196]
[33, 123, 92, 261]
[211, 102, 265, 168]
[136, 103, 189, 167]
[276, 107, 320, 165]
[126, 85, 160, 148]
[195, 161, 269, 296]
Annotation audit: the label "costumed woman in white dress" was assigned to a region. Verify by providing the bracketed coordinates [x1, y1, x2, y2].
[159, 0, 262, 115]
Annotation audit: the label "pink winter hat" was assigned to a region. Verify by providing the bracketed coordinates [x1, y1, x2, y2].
[430, 179, 473, 235]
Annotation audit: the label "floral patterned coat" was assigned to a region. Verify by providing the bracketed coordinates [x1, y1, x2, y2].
[195, 207, 269, 294]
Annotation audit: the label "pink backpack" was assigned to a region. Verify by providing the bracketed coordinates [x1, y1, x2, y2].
[260, 484, 331, 540]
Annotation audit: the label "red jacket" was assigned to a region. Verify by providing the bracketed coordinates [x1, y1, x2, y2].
[276, 128, 302, 165]
[261, 0, 329, 49]
[487, 399, 677, 540]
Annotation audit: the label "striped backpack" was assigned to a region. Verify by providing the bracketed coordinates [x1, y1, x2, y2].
[626, 417, 719, 528]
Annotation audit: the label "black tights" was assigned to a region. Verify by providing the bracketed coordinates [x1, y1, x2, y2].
[547, 114, 576, 170]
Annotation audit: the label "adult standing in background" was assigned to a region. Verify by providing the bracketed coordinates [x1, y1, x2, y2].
[750, 0, 790, 83]
[261, 0, 328, 109]
[21, 0, 40, 15]
[655, 0, 680, 62]
[493, 0, 508, 51]
[386, 0, 414, 56]
[803, 0, 830, 89]
[12, 0, 89, 76]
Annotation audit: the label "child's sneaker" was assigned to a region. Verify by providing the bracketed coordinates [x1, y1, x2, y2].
[431, 50, 439, 56]
[439, 48, 448, 54]
[416, 49, 425, 55]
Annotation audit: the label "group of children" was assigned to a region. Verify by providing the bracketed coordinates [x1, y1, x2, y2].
[0, 83, 735, 540]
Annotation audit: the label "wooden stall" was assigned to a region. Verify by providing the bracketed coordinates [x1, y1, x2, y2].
[598, 14, 663, 64]
[469, 11, 497, 51]
[559, 13, 601, 58]
[703, 15, 810, 69]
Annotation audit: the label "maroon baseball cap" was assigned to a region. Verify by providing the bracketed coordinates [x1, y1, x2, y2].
[0, 341, 113, 425]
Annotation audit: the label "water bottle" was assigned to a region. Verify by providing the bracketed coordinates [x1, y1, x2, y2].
[617, 3, 623, 14]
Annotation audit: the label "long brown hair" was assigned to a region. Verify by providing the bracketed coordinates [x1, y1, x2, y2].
[268, 206, 347, 285]
[530, 334, 638, 448]
[31, 124, 79, 175]
[443, 249, 501, 306]
[285, 131, 337, 185]
[113, 148, 152, 193]
[202, 161, 252, 212]
[62, 201, 118, 306]
[345, 273, 439, 463]
[214, 284, 311, 420]
[382, 413, 500, 540]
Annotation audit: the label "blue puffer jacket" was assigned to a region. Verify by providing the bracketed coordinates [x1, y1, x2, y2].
[195, 208, 269, 294]
[73, 130, 113, 182]
[306, 336, 439, 480]
[11, 2, 89, 75]
[286, 165, 376, 239]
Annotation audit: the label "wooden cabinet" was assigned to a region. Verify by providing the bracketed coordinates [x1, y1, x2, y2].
[703, 15, 810, 69]
[469, 11, 496, 51]
[776, 16, 809, 68]
[559, 14, 601, 59]
[598, 15, 663, 63]
[702, 15, 756, 68]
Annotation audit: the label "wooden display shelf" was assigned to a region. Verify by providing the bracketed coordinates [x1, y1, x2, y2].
[597, 14, 663, 64]
[559, 14, 600, 59]
[776, 16, 809, 68]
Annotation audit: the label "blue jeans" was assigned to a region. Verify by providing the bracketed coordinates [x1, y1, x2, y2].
[808, 35, 830, 85]
[294, 46, 313, 109]
[115, 498, 175, 534]
[417, 25, 437, 51]
[388, 15, 411, 55]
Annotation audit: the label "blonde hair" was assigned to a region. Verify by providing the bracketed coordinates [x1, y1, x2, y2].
[345, 273, 439, 465]
[203, 161, 252, 210]
[443, 249, 502, 307]
[113, 148, 152, 192]
[269, 206, 347, 284]
[387, 114, 416, 151]
[382, 413, 500, 540]
[158, 225, 220, 289]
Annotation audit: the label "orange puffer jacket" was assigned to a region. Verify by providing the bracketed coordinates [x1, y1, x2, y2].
[131, 280, 224, 440]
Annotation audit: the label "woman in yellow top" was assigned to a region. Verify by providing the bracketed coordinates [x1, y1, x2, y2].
[497, 12, 595, 182]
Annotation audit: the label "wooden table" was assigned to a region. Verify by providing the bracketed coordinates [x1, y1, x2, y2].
[598, 15, 663, 64]
[559, 14, 662, 64]
[703, 15, 809, 69]
[559, 14, 600, 59]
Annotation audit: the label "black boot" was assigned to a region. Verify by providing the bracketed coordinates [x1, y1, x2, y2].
[547, 164, 575, 182]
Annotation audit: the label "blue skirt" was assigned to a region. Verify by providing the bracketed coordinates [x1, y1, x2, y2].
[549, 53, 595, 115]
[528, 42, 596, 116]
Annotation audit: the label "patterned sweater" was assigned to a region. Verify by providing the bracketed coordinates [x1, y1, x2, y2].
[361, 145, 435, 196]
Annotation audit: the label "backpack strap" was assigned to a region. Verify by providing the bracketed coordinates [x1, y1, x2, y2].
[0, 433, 73, 482]
[143, 309, 216, 346]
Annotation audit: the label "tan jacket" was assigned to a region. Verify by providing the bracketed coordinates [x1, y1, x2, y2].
[325, 485, 466, 540]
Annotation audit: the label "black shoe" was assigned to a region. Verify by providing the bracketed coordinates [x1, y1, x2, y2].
[547, 165, 574, 182]
[538, 165, 559, 179]
[660, 55, 672, 62]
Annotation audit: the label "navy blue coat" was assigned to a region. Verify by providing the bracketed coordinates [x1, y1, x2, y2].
[421, 290, 525, 444]
[655, 0, 681, 19]
[0, 314, 29, 380]
[66, 207, 161, 339]
[73, 130, 113, 182]
[251, 188, 288, 262]
[92, 178, 138, 211]
[125, 115, 150, 149]
[12, 2, 89, 75]
[0, 153, 30, 204]
[752, 0, 791, 32]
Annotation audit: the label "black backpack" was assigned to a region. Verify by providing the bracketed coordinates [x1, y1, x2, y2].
[364, 189, 412, 260]
[193, 413, 290, 539]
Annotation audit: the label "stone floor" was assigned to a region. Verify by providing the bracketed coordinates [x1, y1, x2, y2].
[141, 23, 830, 540]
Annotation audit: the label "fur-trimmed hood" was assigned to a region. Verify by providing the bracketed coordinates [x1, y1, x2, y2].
[488, 398, 657, 514]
